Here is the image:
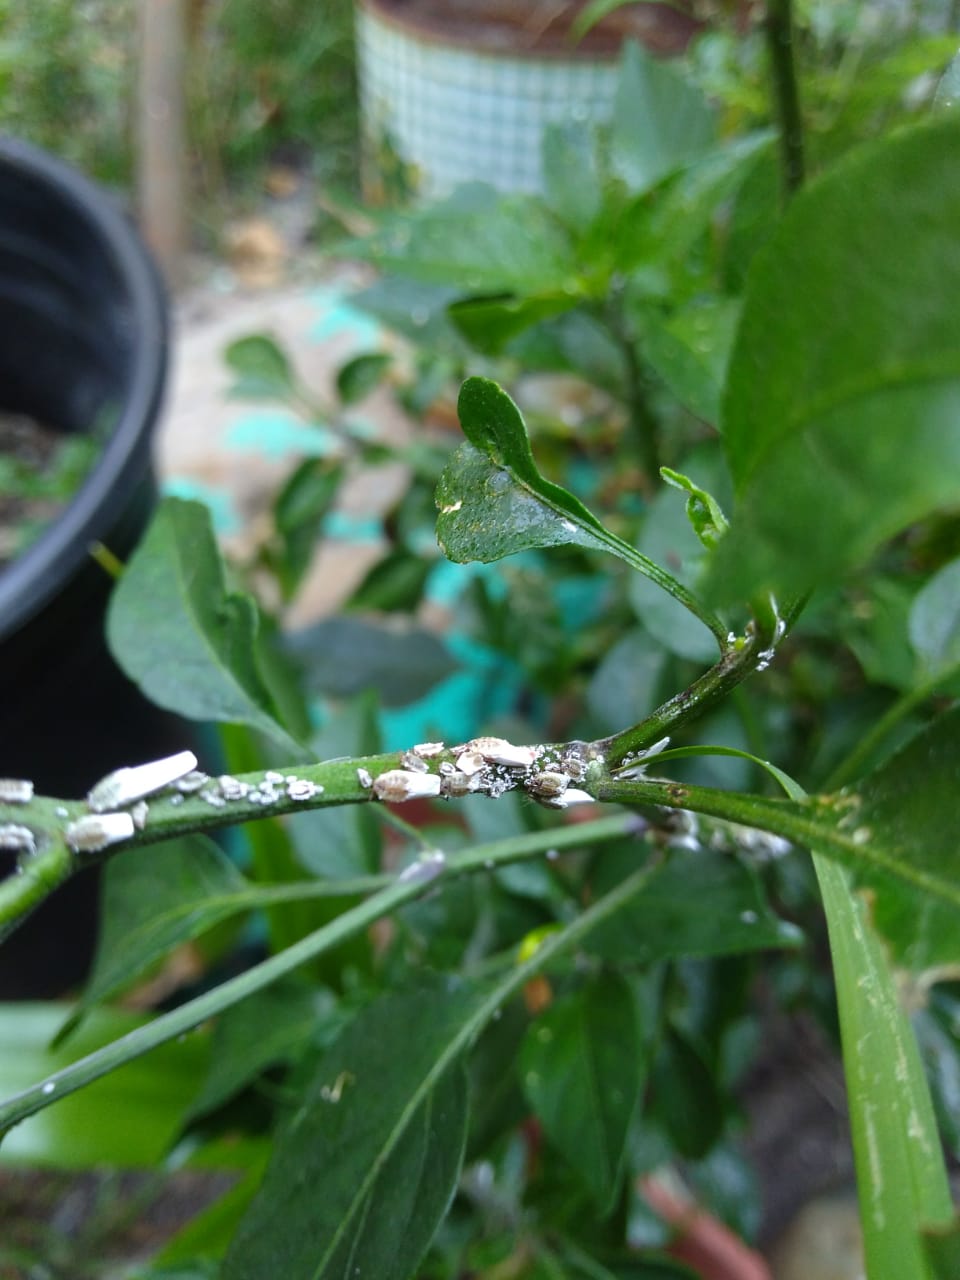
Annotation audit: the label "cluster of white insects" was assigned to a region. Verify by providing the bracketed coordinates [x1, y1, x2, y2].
[365, 736, 596, 810]
[0, 733, 604, 869]
[0, 749, 327, 861]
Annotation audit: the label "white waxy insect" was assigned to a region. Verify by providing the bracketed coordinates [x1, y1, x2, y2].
[174, 771, 209, 793]
[612, 736, 671, 780]
[0, 778, 34, 805]
[218, 775, 250, 801]
[287, 778, 321, 801]
[400, 751, 429, 774]
[440, 769, 482, 798]
[540, 787, 595, 810]
[131, 801, 149, 830]
[526, 771, 570, 801]
[264, 770, 284, 784]
[356, 768, 373, 789]
[0, 823, 35, 854]
[398, 850, 446, 883]
[373, 770, 442, 803]
[65, 811, 136, 853]
[87, 750, 198, 813]
[469, 736, 540, 769]
[413, 742, 445, 758]
[455, 750, 487, 777]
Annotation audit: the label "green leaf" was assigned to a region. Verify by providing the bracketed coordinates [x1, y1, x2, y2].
[542, 121, 603, 232]
[924, 1221, 960, 1279]
[909, 558, 960, 677]
[225, 334, 297, 401]
[813, 854, 954, 1280]
[271, 458, 345, 602]
[335, 351, 392, 405]
[448, 292, 580, 356]
[611, 42, 715, 194]
[587, 847, 800, 963]
[348, 549, 432, 613]
[520, 972, 643, 1213]
[628, 455, 725, 662]
[637, 298, 741, 427]
[835, 706, 960, 978]
[222, 981, 476, 1280]
[350, 186, 574, 295]
[437, 378, 726, 647]
[660, 467, 730, 550]
[0, 1003, 205, 1166]
[285, 616, 459, 707]
[187, 981, 334, 1120]
[107, 498, 304, 755]
[713, 119, 960, 600]
[59, 836, 248, 1039]
[649, 1025, 723, 1159]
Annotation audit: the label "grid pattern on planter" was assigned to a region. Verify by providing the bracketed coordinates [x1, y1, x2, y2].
[356, 7, 619, 199]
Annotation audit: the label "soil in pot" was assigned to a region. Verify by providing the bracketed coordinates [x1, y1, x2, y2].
[0, 410, 100, 566]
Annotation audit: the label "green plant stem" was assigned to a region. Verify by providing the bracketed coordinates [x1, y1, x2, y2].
[824, 666, 959, 792]
[600, 634, 758, 766]
[766, 0, 805, 199]
[0, 819, 647, 1138]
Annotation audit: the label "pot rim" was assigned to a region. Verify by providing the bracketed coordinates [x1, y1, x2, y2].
[0, 137, 168, 643]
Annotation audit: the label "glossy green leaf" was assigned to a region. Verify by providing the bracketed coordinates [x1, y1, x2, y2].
[611, 42, 715, 194]
[349, 186, 573, 295]
[837, 706, 960, 976]
[225, 334, 297, 401]
[271, 458, 344, 602]
[638, 299, 741, 427]
[587, 847, 800, 963]
[814, 854, 954, 1280]
[335, 351, 392, 405]
[437, 379, 726, 646]
[222, 981, 477, 1280]
[107, 498, 303, 755]
[58, 836, 248, 1041]
[909, 558, 960, 676]
[520, 972, 642, 1212]
[713, 119, 960, 599]
[0, 1003, 205, 1165]
[628, 453, 726, 662]
[448, 292, 579, 356]
[187, 981, 333, 1120]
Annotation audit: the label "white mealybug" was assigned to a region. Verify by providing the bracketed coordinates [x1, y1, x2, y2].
[400, 751, 430, 774]
[398, 850, 447, 883]
[287, 778, 320, 801]
[65, 811, 136, 853]
[356, 768, 373, 789]
[131, 801, 149, 830]
[218, 775, 250, 801]
[174, 770, 209, 793]
[0, 779, 34, 805]
[469, 737, 540, 768]
[539, 787, 595, 810]
[373, 770, 442, 803]
[440, 770, 482, 798]
[526, 771, 570, 801]
[0, 823, 36, 854]
[413, 742, 445, 758]
[455, 750, 487, 777]
[87, 750, 199, 813]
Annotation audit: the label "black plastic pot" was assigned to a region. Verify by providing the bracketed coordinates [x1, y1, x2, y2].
[0, 139, 185, 995]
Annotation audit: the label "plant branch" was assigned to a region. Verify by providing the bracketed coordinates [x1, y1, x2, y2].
[0, 817, 648, 1138]
[766, 0, 806, 199]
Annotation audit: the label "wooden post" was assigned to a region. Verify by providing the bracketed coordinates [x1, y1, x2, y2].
[136, 0, 188, 289]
